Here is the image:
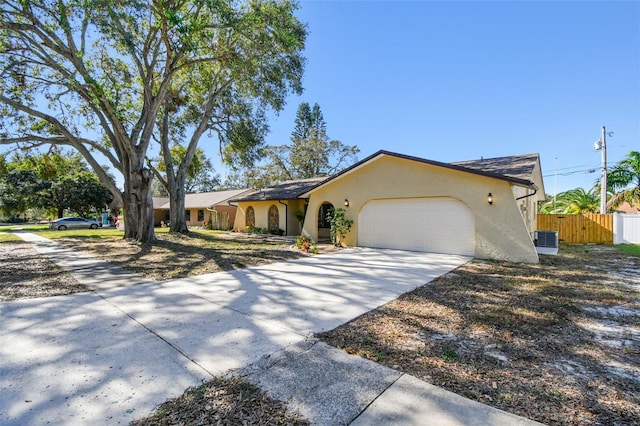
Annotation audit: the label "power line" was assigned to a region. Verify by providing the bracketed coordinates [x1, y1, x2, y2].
[543, 161, 626, 178]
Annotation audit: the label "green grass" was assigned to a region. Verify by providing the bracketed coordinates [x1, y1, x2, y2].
[31, 226, 227, 241]
[190, 229, 227, 236]
[616, 244, 640, 256]
[0, 233, 22, 242]
[0, 224, 50, 232]
[35, 228, 125, 239]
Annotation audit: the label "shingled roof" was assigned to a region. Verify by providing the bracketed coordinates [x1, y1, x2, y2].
[232, 151, 542, 202]
[230, 177, 327, 202]
[451, 153, 540, 183]
[299, 150, 540, 197]
[153, 188, 251, 209]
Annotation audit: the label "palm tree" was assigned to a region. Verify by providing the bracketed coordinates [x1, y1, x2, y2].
[607, 151, 640, 210]
[539, 188, 600, 214]
[561, 188, 601, 214]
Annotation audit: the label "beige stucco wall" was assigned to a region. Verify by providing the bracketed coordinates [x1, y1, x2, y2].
[233, 199, 307, 236]
[301, 155, 539, 263]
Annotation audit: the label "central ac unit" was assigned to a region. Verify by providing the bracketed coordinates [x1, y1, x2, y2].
[535, 230, 558, 255]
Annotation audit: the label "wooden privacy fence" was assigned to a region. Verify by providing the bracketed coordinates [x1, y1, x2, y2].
[537, 214, 613, 244]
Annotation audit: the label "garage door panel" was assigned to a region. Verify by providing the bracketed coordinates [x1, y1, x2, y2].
[358, 198, 475, 256]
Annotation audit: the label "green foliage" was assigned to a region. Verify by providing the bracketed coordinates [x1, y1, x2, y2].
[0, 0, 307, 241]
[228, 102, 359, 187]
[291, 102, 326, 140]
[441, 344, 458, 362]
[0, 169, 46, 216]
[0, 151, 112, 218]
[36, 229, 125, 240]
[607, 151, 640, 210]
[540, 151, 640, 215]
[286, 102, 359, 179]
[295, 235, 314, 252]
[539, 188, 600, 214]
[0, 233, 22, 242]
[245, 226, 269, 235]
[45, 171, 113, 218]
[616, 244, 640, 257]
[327, 207, 353, 247]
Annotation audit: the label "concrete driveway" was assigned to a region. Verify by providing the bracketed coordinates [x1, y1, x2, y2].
[1, 235, 469, 425]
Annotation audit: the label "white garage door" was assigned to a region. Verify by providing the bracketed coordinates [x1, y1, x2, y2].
[358, 198, 475, 256]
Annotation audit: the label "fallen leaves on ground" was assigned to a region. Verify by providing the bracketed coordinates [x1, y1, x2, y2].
[131, 376, 308, 426]
[317, 245, 640, 425]
[0, 241, 88, 301]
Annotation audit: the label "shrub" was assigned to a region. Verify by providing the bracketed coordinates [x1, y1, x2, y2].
[296, 235, 314, 253]
[327, 207, 353, 247]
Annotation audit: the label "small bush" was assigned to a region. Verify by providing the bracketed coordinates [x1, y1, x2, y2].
[441, 344, 457, 362]
[269, 228, 284, 236]
[327, 207, 353, 247]
[296, 236, 314, 253]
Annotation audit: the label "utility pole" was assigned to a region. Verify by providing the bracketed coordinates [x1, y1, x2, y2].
[594, 125, 607, 214]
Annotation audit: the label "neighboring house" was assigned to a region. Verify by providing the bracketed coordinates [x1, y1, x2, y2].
[230, 177, 325, 235]
[233, 150, 546, 263]
[153, 189, 251, 229]
[613, 202, 640, 214]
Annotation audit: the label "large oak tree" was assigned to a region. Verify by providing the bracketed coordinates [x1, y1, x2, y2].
[0, 0, 306, 240]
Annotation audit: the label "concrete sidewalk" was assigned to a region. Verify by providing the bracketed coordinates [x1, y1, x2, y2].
[1, 232, 542, 425]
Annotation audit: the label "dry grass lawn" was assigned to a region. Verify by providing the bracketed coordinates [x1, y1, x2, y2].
[318, 245, 640, 425]
[48, 229, 305, 280]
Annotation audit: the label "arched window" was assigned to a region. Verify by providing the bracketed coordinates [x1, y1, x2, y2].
[268, 205, 279, 233]
[246, 206, 255, 228]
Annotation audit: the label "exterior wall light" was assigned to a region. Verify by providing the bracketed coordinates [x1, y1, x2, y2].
[487, 193, 493, 205]
[344, 198, 349, 207]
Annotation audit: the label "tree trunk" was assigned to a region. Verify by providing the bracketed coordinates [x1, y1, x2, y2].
[167, 171, 189, 233]
[122, 164, 155, 243]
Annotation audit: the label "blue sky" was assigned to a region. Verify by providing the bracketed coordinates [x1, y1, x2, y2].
[232, 0, 639, 195]
[2, 1, 637, 195]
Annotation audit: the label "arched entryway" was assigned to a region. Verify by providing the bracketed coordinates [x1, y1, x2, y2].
[317, 202, 334, 242]
[268, 205, 280, 234]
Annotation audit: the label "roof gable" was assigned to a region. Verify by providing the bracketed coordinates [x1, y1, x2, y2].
[300, 150, 540, 197]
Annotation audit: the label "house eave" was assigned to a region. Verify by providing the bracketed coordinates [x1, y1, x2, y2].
[299, 150, 537, 197]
